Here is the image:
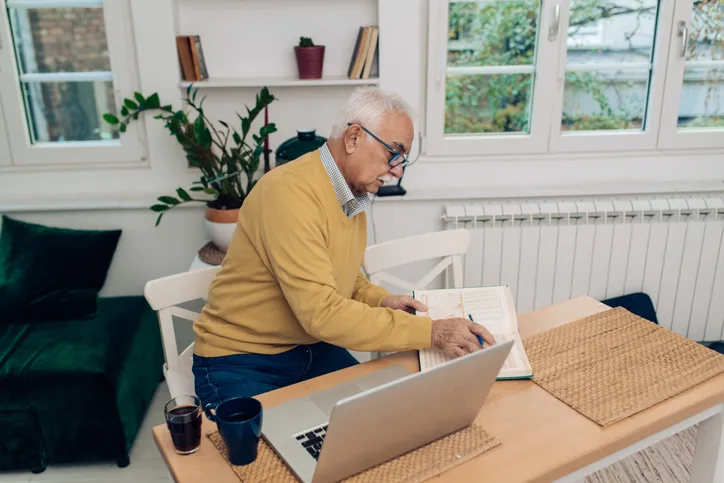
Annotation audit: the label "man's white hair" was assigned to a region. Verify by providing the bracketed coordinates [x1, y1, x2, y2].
[329, 87, 412, 140]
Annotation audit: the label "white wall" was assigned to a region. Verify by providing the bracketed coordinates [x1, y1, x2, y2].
[1, 0, 723, 297]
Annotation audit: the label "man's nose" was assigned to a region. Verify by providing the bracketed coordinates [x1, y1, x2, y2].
[390, 164, 404, 178]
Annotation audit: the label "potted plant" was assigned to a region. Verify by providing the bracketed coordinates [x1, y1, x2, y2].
[103, 85, 277, 251]
[294, 36, 325, 80]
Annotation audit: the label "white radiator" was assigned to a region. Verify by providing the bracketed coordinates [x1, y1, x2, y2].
[443, 196, 724, 342]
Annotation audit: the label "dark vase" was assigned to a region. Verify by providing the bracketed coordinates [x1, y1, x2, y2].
[294, 46, 325, 79]
[275, 129, 327, 166]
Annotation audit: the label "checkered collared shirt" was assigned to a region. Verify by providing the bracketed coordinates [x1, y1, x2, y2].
[319, 143, 371, 218]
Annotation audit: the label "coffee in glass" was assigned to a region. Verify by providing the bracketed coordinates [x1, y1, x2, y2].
[164, 395, 202, 455]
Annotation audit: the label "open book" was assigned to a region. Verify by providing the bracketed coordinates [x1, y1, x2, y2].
[413, 286, 533, 380]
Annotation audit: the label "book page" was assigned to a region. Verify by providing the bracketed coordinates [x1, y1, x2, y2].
[462, 289, 509, 335]
[415, 287, 533, 379]
[414, 287, 509, 334]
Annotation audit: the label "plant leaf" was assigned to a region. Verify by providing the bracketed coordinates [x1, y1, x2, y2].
[134, 92, 145, 104]
[119, 123, 127, 133]
[193, 115, 212, 150]
[155, 213, 164, 227]
[103, 113, 119, 124]
[146, 93, 161, 109]
[203, 187, 220, 196]
[124, 99, 138, 110]
[189, 186, 205, 192]
[158, 196, 180, 205]
[121, 106, 129, 117]
[176, 188, 191, 201]
[219, 120, 229, 129]
[150, 204, 169, 212]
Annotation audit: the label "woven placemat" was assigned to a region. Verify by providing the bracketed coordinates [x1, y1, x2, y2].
[199, 241, 226, 266]
[523, 307, 724, 427]
[207, 423, 500, 483]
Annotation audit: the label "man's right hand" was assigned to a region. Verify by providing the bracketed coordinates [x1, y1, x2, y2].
[431, 318, 496, 358]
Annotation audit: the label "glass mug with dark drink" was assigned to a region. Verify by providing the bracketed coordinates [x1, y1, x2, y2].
[165, 395, 203, 455]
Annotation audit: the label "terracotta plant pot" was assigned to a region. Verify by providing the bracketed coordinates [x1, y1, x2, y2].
[204, 206, 239, 251]
[294, 45, 325, 80]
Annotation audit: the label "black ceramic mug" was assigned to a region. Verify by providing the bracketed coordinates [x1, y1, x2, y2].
[205, 397, 263, 466]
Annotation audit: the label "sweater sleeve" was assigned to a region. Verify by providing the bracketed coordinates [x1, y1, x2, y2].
[258, 180, 432, 352]
[352, 272, 390, 307]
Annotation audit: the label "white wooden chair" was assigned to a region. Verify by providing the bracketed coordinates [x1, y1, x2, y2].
[363, 228, 470, 291]
[144, 266, 220, 399]
[362, 228, 471, 359]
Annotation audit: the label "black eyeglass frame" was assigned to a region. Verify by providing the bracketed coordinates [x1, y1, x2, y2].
[346, 122, 409, 168]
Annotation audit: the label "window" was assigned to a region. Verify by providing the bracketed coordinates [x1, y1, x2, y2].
[0, 0, 143, 166]
[426, 0, 724, 156]
[659, 0, 724, 149]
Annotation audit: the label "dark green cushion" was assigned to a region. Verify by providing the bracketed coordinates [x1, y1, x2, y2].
[0, 215, 121, 323]
[0, 296, 164, 471]
[0, 297, 150, 382]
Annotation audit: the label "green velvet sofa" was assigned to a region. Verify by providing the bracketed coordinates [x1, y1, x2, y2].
[0, 296, 164, 473]
[0, 216, 165, 473]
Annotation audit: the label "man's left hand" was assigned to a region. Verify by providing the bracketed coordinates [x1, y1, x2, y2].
[380, 295, 428, 315]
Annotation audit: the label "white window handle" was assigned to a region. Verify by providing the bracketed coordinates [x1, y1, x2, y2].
[677, 21, 688, 58]
[549, 4, 561, 41]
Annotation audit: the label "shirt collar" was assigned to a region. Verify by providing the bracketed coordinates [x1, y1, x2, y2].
[319, 143, 371, 218]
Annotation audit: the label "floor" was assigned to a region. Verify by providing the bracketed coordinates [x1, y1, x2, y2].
[0, 381, 698, 483]
[0, 383, 172, 483]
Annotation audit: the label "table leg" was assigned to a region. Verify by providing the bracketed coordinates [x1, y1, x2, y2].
[689, 404, 724, 483]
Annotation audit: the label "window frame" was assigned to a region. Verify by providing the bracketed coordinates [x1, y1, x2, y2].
[425, 0, 723, 158]
[0, 0, 145, 167]
[0, 96, 10, 166]
[658, 0, 724, 150]
[547, 0, 676, 153]
[425, 0, 561, 156]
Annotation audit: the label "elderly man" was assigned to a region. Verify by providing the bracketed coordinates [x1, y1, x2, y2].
[192, 87, 495, 408]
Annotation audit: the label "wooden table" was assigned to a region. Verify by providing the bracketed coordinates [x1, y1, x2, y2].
[153, 296, 724, 482]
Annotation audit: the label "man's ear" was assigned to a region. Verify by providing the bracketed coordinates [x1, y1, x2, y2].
[344, 125, 361, 155]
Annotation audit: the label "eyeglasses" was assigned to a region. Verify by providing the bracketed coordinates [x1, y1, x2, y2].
[347, 122, 409, 168]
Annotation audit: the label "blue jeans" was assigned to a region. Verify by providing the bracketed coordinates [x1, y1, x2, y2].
[192, 342, 359, 410]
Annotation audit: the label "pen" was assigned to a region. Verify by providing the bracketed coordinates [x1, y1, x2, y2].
[468, 314, 485, 347]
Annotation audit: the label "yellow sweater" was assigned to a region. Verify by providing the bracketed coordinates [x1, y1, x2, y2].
[193, 150, 433, 357]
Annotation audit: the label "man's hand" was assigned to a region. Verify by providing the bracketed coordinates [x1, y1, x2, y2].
[380, 295, 428, 314]
[431, 318, 496, 358]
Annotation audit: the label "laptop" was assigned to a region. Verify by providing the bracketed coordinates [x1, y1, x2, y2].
[262, 339, 513, 483]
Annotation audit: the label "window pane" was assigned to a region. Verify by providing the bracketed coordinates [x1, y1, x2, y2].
[22, 81, 119, 143]
[446, 74, 533, 134]
[562, 71, 647, 131]
[448, 0, 540, 67]
[677, 0, 724, 129]
[445, 0, 540, 135]
[567, 0, 658, 66]
[562, 0, 659, 133]
[9, 7, 111, 74]
[677, 69, 724, 128]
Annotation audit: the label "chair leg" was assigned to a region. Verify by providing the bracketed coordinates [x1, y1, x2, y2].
[116, 455, 130, 468]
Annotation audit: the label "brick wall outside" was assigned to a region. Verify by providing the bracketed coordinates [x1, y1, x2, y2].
[22, 7, 115, 142]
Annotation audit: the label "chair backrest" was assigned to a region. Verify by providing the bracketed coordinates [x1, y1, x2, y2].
[363, 229, 470, 292]
[144, 266, 220, 398]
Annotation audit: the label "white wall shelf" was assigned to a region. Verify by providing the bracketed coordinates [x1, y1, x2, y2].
[179, 75, 379, 89]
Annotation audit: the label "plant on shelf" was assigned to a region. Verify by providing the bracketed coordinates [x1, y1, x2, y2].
[294, 35, 325, 80]
[102, 85, 277, 251]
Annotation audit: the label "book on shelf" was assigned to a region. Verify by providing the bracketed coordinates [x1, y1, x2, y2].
[413, 286, 534, 380]
[347, 26, 379, 80]
[176, 35, 208, 82]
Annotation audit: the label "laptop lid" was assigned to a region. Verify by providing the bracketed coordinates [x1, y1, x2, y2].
[311, 340, 514, 483]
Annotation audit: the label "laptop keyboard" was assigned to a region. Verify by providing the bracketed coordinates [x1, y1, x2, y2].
[295, 423, 328, 460]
